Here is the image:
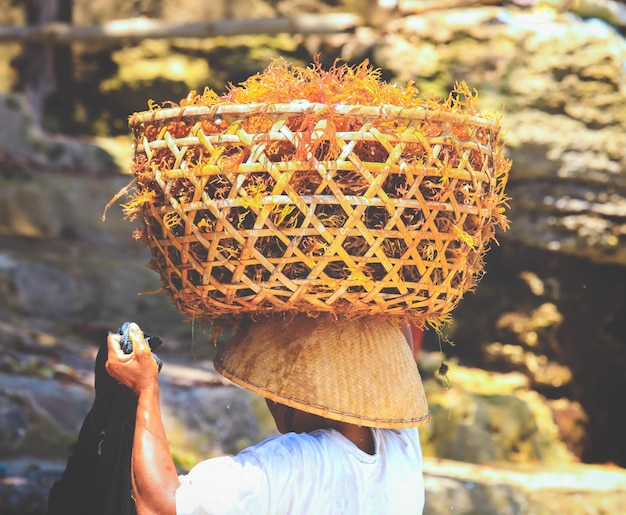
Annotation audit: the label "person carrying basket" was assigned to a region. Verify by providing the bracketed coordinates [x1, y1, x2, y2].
[100, 58, 509, 514]
[106, 315, 428, 514]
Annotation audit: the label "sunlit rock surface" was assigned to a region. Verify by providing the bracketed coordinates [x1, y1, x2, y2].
[375, 6, 626, 265]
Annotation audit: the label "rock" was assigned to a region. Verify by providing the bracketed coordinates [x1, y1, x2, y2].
[504, 109, 626, 264]
[419, 363, 577, 465]
[440, 240, 626, 467]
[161, 383, 270, 469]
[548, 398, 588, 458]
[0, 457, 66, 515]
[0, 372, 93, 458]
[0, 110, 190, 334]
[375, 7, 626, 265]
[0, 94, 118, 175]
[0, 167, 134, 242]
[423, 458, 626, 515]
[157, 357, 276, 469]
[0, 236, 187, 335]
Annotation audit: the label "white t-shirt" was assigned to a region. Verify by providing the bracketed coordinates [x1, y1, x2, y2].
[176, 427, 425, 515]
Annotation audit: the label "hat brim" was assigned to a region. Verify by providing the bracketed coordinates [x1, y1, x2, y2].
[214, 314, 430, 428]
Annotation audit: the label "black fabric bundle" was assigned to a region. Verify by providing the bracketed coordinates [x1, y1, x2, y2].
[47, 323, 163, 515]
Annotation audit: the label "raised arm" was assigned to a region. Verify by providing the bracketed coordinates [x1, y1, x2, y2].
[106, 323, 179, 515]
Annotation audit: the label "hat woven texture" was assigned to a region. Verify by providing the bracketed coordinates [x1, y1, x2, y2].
[214, 314, 430, 428]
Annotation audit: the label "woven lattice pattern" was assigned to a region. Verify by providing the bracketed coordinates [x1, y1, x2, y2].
[125, 102, 509, 324]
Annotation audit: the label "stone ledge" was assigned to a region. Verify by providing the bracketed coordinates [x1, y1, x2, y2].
[423, 457, 626, 514]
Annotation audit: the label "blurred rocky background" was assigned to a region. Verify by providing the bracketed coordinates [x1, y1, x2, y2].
[1, 0, 626, 513]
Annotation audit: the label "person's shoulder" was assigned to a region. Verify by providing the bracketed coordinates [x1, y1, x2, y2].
[374, 427, 423, 460]
[376, 427, 420, 440]
[238, 430, 342, 468]
[249, 431, 324, 454]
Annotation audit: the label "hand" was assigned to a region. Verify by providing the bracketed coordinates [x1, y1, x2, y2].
[106, 322, 159, 395]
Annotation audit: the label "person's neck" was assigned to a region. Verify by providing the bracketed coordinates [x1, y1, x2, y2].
[289, 410, 375, 454]
[331, 421, 375, 455]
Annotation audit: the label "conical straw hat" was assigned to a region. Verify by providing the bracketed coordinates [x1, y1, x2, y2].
[214, 314, 430, 428]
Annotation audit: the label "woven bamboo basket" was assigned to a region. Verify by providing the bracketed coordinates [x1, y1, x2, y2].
[124, 100, 509, 325]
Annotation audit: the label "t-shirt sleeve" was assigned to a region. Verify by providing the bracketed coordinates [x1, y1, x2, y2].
[175, 454, 269, 515]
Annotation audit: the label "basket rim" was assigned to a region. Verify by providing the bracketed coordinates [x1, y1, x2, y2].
[129, 101, 499, 130]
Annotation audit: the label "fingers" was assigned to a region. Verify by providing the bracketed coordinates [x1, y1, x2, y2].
[105, 322, 158, 392]
[107, 322, 148, 352]
[128, 322, 150, 355]
[107, 331, 129, 361]
[107, 322, 150, 363]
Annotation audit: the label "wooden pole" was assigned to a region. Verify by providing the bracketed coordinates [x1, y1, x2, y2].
[0, 13, 363, 45]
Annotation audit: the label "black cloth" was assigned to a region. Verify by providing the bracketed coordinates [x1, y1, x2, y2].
[47, 323, 163, 515]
